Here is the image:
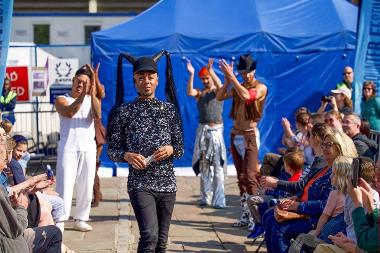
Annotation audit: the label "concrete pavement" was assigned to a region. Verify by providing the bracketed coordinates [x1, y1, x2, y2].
[63, 176, 267, 253]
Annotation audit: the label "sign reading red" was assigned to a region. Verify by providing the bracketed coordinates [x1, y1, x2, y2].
[5, 66, 30, 101]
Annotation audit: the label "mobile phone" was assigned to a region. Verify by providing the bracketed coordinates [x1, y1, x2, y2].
[352, 158, 360, 187]
[46, 165, 54, 180]
[145, 155, 155, 166]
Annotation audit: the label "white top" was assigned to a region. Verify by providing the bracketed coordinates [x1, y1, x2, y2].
[57, 94, 96, 152]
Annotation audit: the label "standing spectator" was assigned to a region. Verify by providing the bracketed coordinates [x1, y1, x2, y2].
[92, 64, 106, 207]
[55, 64, 101, 232]
[216, 54, 268, 228]
[336, 66, 354, 90]
[186, 58, 226, 208]
[361, 80, 380, 130]
[342, 113, 378, 159]
[0, 77, 17, 124]
[107, 51, 184, 252]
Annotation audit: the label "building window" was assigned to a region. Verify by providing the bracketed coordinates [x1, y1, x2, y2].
[84, 25, 101, 44]
[33, 24, 50, 44]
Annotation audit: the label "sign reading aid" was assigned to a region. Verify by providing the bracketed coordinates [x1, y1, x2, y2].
[48, 58, 78, 86]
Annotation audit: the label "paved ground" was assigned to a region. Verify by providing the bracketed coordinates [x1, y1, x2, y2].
[63, 176, 267, 253]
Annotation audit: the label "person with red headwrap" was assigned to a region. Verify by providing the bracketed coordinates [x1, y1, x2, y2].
[187, 58, 227, 209]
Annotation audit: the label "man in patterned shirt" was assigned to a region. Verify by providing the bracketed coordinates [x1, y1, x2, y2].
[107, 51, 184, 253]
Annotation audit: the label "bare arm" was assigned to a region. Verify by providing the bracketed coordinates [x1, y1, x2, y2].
[94, 63, 106, 100]
[310, 213, 330, 236]
[186, 60, 199, 98]
[55, 91, 86, 118]
[86, 64, 101, 120]
[207, 58, 222, 90]
[216, 60, 233, 101]
[219, 59, 266, 101]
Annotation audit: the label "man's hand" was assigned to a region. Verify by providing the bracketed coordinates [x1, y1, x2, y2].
[329, 232, 358, 252]
[9, 191, 28, 209]
[154, 145, 174, 161]
[219, 59, 234, 79]
[124, 152, 147, 169]
[281, 118, 291, 130]
[207, 58, 214, 71]
[29, 180, 53, 193]
[260, 176, 279, 188]
[279, 199, 299, 211]
[358, 178, 375, 212]
[186, 60, 195, 75]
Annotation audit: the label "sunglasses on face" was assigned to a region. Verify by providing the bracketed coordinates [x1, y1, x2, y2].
[321, 141, 334, 149]
[324, 118, 335, 123]
[363, 88, 372, 91]
[343, 72, 352, 75]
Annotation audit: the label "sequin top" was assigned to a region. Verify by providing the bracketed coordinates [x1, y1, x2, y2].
[107, 97, 184, 192]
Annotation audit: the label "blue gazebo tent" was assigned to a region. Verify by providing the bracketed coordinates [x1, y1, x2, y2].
[92, 0, 357, 167]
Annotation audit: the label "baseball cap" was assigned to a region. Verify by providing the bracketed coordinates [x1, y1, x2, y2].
[133, 57, 158, 73]
[331, 86, 352, 99]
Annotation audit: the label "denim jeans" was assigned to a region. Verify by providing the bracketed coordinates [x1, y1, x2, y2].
[319, 213, 347, 243]
[129, 189, 176, 253]
[265, 212, 314, 253]
[24, 225, 62, 253]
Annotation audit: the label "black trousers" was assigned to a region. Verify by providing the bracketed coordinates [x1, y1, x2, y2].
[129, 189, 176, 253]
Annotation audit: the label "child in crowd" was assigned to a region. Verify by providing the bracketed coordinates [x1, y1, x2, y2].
[308, 160, 346, 243]
[247, 150, 304, 239]
[1, 119, 13, 136]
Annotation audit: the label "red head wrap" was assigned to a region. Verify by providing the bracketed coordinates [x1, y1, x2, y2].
[198, 67, 210, 78]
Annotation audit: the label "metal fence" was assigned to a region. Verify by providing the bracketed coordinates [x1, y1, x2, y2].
[12, 101, 59, 155]
[370, 130, 380, 162]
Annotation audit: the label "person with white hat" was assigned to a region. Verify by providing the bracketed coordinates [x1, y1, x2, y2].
[317, 86, 353, 115]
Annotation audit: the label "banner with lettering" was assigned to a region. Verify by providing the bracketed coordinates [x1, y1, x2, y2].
[353, 0, 380, 112]
[0, 0, 14, 92]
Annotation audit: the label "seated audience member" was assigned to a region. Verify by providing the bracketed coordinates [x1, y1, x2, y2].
[348, 178, 379, 253]
[1, 119, 13, 135]
[308, 156, 348, 243]
[316, 157, 379, 252]
[318, 86, 353, 116]
[359, 118, 371, 138]
[309, 113, 325, 125]
[247, 149, 303, 239]
[342, 113, 378, 159]
[261, 128, 357, 253]
[9, 135, 66, 231]
[281, 112, 314, 165]
[0, 142, 62, 253]
[324, 110, 343, 131]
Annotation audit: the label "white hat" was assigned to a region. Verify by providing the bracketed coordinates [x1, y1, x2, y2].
[331, 86, 352, 99]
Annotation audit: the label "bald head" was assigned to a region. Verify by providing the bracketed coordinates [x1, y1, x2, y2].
[343, 66, 354, 85]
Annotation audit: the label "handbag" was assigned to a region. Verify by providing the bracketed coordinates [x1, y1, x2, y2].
[274, 205, 309, 223]
[288, 233, 324, 253]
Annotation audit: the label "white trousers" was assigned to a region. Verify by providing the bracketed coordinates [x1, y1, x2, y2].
[56, 150, 96, 221]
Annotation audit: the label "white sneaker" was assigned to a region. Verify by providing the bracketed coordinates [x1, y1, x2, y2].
[73, 220, 92, 232]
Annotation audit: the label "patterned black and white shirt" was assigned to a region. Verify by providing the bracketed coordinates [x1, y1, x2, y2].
[107, 97, 184, 192]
